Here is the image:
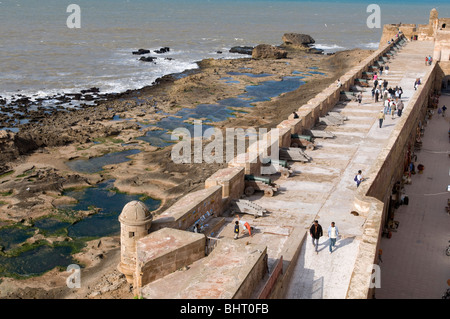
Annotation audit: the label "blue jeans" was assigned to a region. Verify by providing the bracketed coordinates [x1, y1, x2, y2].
[312, 237, 319, 252]
[329, 238, 336, 252]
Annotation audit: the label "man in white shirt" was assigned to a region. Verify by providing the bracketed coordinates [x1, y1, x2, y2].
[328, 222, 339, 253]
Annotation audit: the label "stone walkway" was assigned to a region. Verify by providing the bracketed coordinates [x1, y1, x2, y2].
[376, 93, 450, 299]
[282, 40, 435, 299]
[216, 40, 436, 299]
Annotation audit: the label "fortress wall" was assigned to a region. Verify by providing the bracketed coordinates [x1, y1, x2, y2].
[205, 167, 245, 202]
[124, 36, 405, 299]
[233, 245, 269, 299]
[278, 126, 292, 148]
[150, 185, 223, 232]
[365, 63, 436, 201]
[380, 24, 418, 46]
[135, 228, 206, 290]
[434, 30, 450, 62]
[265, 228, 307, 299]
[347, 63, 438, 299]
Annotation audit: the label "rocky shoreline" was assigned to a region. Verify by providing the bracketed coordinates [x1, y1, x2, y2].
[0, 33, 374, 298]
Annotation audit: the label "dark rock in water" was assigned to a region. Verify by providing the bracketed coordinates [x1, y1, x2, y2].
[154, 47, 170, 54]
[308, 47, 324, 54]
[66, 93, 82, 100]
[252, 44, 287, 59]
[229, 46, 254, 55]
[164, 57, 174, 61]
[139, 56, 157, 62]
[80, 87, 100, 94]
[282, 33, 315, 47]
[132, 49, 151, 55]
[216, 51, 222, 54]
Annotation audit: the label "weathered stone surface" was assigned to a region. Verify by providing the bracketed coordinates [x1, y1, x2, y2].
[252, 44, 287, 59]
[282, 33, 315, 47]
[229, 46, 254, 55]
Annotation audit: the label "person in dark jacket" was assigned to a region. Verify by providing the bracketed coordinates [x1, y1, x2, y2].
[309, 220, 323, 253]
[234, 221, 239, 240]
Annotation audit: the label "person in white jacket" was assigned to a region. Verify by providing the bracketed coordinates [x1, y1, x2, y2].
[328, 222, 339, 253]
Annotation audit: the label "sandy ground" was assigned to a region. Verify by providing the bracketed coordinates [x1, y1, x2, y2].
[0, 47, 374, 299]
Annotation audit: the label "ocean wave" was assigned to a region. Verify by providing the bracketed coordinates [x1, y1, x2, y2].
[363, 42, 380, 49]
[313, 44, 346, 50]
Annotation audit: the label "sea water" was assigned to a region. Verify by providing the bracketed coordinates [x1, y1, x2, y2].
[1, 0, 448, 102]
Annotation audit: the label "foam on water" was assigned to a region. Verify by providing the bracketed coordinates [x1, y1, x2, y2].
[0, 0, 448, 101]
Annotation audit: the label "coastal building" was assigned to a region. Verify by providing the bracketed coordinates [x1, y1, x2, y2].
[118, 9, 450, 299]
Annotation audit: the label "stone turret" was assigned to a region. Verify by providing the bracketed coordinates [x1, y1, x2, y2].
[429, 8, 438, 26]
[117, 200, 153, 283]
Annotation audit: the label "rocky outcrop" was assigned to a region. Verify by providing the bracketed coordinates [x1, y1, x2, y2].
[154, 47, 170, 54]
[0, 131, 19, 164]
[139, 56, 157, 62]
[252, 44, 287, 59]
[229, 46, 254, 55]
[282, 33, 315, 48]
[132, 49, 150, 55]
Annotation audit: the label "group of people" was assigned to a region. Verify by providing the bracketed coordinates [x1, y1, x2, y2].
[309, 220, 340, 254]
[425, 55, 433, 66]
[371, 73, 405, 128]
[372, 82, 404, 103]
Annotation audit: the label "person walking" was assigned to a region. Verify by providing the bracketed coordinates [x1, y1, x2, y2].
[442, 105, 447, 117]
[384, 98, 390, 114]
[373, 79, 378, 89]
[357, 92, 363, 105]
[398, 87, 403, 99]
[390, 100, 396, 119]
[378, 110, 385, 128]
[397, 99, 404, 117]
[309, 220, 323, 254]
[382, 88, 389, 104]
[354, 170, 364, 187]
[234, 221, 239, 240]
[328, 222, 339, 253]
